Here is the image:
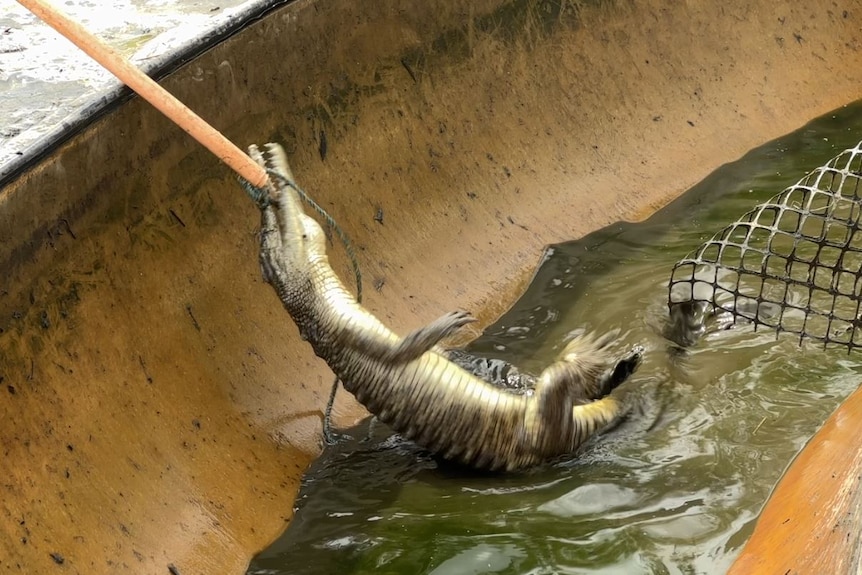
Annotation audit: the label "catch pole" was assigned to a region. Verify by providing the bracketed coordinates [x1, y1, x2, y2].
[16, 0, 270, 188]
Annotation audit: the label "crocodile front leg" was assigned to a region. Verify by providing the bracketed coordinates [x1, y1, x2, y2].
[340, 310, 477, 363]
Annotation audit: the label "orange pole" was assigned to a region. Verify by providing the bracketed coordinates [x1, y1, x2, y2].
[16, 0, 269, 188]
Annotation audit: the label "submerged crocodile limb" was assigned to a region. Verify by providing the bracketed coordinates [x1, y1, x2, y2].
[244, 142, 643, 471]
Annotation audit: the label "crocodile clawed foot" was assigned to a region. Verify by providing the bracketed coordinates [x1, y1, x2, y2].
[431, 310, 477, 335]
[596, 344, 644, 397]
[384, 310, 477, 363]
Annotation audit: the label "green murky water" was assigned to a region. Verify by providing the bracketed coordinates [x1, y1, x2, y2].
[248, 101, 862, 575]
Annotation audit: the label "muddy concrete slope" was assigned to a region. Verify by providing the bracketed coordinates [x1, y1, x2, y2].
[1, 1, 861, 573]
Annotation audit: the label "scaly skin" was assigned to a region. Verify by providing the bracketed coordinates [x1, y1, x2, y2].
[246, 142, 642, 471]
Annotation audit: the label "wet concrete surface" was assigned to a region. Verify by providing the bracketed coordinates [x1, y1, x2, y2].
[0, 0, 274, 180]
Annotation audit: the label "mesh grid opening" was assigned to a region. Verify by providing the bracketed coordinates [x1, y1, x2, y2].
[668, 141, 862, 349]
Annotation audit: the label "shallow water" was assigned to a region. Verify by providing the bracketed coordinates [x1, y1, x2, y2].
[248, 101, 862, 575]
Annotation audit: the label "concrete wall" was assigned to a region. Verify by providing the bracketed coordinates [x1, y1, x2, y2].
[1, 0, 860, 572]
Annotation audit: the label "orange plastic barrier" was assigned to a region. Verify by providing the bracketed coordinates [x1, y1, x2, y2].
[728, 385, 862, 574]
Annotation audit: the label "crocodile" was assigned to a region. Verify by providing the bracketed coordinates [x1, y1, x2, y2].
[244, 142, 643, 471]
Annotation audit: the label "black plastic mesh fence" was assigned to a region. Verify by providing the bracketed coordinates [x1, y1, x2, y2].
[668, 141, 862, 349]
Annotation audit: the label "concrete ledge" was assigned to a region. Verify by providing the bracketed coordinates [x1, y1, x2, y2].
[0, 0, 288, 184]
